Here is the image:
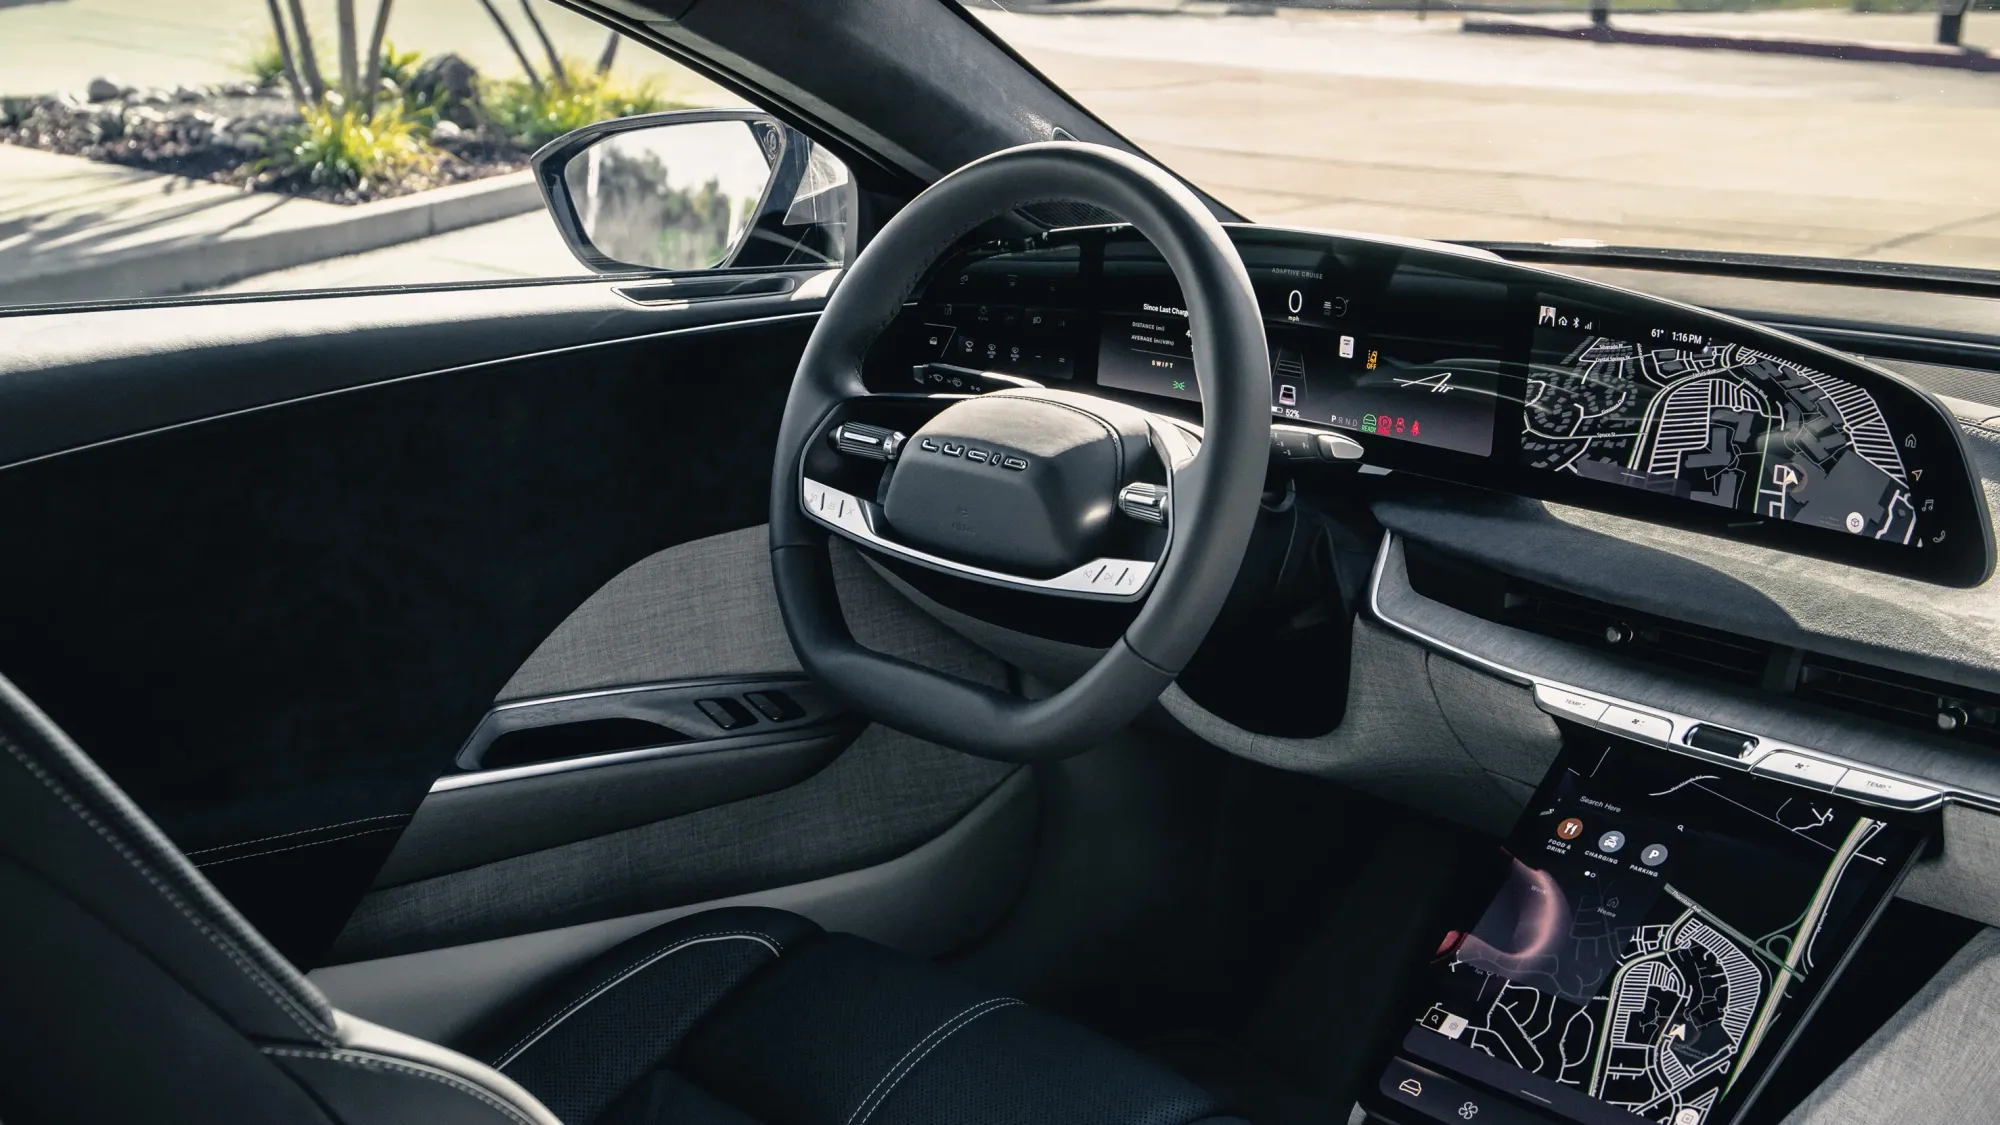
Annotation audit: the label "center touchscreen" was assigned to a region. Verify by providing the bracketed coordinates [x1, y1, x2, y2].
[1375, 739, 1923, 1125]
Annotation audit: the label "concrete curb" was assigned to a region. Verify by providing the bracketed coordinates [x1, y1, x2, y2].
[0, 170, 544, 306]
[1461, 18, 2000, 71]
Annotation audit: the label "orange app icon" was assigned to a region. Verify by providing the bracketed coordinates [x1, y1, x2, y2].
[1556, 817, 1584, 841]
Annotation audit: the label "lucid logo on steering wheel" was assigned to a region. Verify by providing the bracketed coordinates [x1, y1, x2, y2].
[918, 437, 1028, 471]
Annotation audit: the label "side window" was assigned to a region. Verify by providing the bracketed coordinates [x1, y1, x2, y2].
[0, 0, 851, 308]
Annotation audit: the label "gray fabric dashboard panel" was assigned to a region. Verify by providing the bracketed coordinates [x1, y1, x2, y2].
[863, 547, 1557, 836]
[1781, 926, 2000, 1125]
[1368, 537, 2000, 798]
[1372, 418, 2000, 698]
[1159, 620, 1556, 837]
[1378, 414, 2000, 694]
[1372, 536, 2000, 927]
[335, 527, 1016, 960]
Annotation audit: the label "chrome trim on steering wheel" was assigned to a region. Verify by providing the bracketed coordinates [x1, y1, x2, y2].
[800, 477, 1159, 600]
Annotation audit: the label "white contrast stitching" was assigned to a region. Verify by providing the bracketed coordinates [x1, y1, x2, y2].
[0, 735, 335, 1045]
[492, 931, 782, 1071]
[856, 999, 1022, 1125]
[186, 814, 409, 856]
[194, 825, 406, 867]
[843, 997, 1022, 1125]
[264, 1048, 538, 1125]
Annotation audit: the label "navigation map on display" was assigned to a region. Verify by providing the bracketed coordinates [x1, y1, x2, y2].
[1404, 745, 1919, 1125]
[1524, 303, 1917, 545]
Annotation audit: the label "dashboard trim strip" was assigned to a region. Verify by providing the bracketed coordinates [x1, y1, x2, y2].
[1365, 533, 2000, 816]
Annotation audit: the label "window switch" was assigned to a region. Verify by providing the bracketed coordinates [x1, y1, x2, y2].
[696, 697, 757, 731]
[745, 690, 805, 723]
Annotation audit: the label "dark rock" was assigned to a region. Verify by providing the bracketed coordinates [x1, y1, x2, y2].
[408, 54, 479, 126]
[86, 76, 125, 103]
[408, 54, 477, 107]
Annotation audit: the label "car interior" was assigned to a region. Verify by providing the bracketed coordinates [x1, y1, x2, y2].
[4, 2, 2000, 1125]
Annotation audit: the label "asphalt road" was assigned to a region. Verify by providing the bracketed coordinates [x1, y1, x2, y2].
[985, 10, 2000, 269]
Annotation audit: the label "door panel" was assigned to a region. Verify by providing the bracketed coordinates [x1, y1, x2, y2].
[311, 770, 1036, 1047]
[335, 532, 1020, 961]
[0, 277, 832, 470]
[0, 288, 818, 964]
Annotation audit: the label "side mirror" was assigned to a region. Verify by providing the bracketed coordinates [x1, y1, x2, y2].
[531, 109, 855, 274]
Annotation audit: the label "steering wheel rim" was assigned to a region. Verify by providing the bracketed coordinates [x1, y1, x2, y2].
[769, 141, 1270, 762]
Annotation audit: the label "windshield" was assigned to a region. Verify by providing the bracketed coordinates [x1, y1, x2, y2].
[972, 2, 1999, 272]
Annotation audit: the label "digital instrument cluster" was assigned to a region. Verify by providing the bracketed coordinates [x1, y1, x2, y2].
[876, 227, 1991, 585]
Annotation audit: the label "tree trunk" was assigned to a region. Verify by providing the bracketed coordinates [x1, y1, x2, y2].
[520, 0, 568, 88]
[361, 0, 396, 117]
[337, 0, 360, 106]
[263, 0, 308, 105]
[286, 0, 327, 102]
[1939, 0, 1973, 45]
[596, 30, 619, 75]
[476, 0, 543, 91]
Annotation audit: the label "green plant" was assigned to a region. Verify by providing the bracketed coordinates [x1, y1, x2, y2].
[378, 41, 423, 89]
[268, 101, 432, 190]
[480, 65, 677, 150]
[240, 36, 295, 88]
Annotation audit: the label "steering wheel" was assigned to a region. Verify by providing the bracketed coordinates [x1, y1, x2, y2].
[769, 142, 1271, 762]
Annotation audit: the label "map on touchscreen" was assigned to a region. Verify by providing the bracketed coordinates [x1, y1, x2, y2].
[1403, 743, 1921, 1125]
[1523, 300, 1918, 546]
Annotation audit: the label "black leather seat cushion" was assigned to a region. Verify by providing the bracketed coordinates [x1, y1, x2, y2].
[468, 906, 1243, 1125]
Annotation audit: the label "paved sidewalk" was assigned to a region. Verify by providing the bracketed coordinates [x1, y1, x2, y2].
[207, 209, 584, 293]
[0, 145, 542, 304]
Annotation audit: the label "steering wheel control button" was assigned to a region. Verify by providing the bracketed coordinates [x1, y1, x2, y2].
[1117, 482, 1170, 525]
[1081, 562, 1143, 591]
[1535, 686, 1610, 724]
[830, 422, 906, 462]
[1753, 751, 1847, 790]
[1835, 770, 1939, 807]
[696, 698, 758, 731]
[1601, 705, 1674, 743]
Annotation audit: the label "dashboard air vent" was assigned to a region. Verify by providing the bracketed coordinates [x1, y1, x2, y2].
[1499, 588, 1774, 685]
[1403, 541, 1773, 687]
[1403, 539, 2000, 749]
[1796, 655, 2000, 749]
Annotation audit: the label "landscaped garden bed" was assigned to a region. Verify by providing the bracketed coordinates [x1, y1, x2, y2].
[0, 38, 674, 206]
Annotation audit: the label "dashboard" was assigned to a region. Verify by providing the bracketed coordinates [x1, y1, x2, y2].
[871, 226, 1993, 587]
